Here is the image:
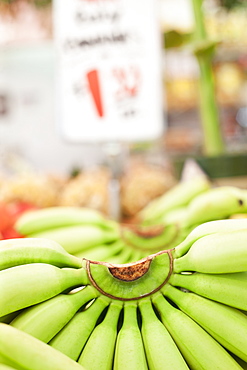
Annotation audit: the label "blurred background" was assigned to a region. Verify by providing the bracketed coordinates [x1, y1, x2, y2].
[0, 0, 246, 221]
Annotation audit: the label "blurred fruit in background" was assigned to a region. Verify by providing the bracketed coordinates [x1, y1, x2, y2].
[0, 201, 38, 239]
[0, 156, 178, 231]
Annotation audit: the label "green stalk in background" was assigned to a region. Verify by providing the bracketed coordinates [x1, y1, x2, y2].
[191, 0, 225, 156]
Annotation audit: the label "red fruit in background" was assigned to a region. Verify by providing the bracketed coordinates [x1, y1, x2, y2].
[1, 227, 23, 239]
[6, 201, 39, 223]
[0, 201, 39, 239]
[0, 204, 11, 231]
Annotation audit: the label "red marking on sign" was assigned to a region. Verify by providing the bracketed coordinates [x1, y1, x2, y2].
[86, 69, 104, 117]
[112, 66, 140, 100]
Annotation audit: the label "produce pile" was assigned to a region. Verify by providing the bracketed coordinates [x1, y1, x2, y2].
[0, 161, 176, 219]
[0, 218, 247, 369]
[13, 177, 247, 263]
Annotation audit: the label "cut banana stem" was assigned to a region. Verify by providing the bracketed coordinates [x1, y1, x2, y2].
[28, 225, 120, 255]
[170, 271, 247, 311]
[0, 238, 82, 271]
[10, 286, 97, 343]
[152, 292, 242, 370]
[15, 206, 108, 235]
[121, 223, 179, 251]
[49, 296, 110, 361]
[174, 229, 247, 273]
[78, 301, 122, 370]
[114, 302, 148, 370]
[162, 284, 247, 362]
[174, 219, 247, 258]
[87, 251, 171, 301]
[0, 323, 85, 370]
[0, 263, 88, 317]
[138, 298, 189, 370]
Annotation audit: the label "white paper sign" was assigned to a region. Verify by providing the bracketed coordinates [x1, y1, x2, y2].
[53, 0, 165, 143]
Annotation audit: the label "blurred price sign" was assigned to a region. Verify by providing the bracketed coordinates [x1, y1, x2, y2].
[53, 0, 165, 143]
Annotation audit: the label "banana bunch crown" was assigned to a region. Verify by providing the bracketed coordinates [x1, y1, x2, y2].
[1, 219, 247, 369]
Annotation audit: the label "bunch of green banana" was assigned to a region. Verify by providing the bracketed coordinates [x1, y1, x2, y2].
[140, 177, 247, 226]
[138, 178, 247, 250]
[14, 206, 121, 255]
[138, 175, 211, 224]
[13, 206, 184, 263]
[1, 218, 247, 369]
[118, 183, 247, 260]
[14, 182, 247, 264]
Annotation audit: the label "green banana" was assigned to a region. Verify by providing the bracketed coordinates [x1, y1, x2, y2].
[0, 237, 82, 271]
[174, 218, 247, 257]
[138, 298, 189, 370]
[106, 245, 134, 264]
[152, 292, 243, 370]
[49, 296, 110, 361]
[0, 365, 18, 370]
[0, 323, 85, 370]
[27, 224, 120, 255]
[78, 301, 122, 370]
[162, 284, 247, 361]
[0, 218, 247, 369]
[15, 206, 108, 235]
[0, 263, 88, 317]
[183, 186, 247, 228]
[169, 271, 247, 310]
[174, 228, 247, 273]
[74, 240, 124, 262]
[114, 302, 148, 370]
[160, 206, 188, 225]
[231, 355, 247, 370]
[139, 176, 211, 224]
[10, 286, 97, 343]
[0, 311, 22, 324]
